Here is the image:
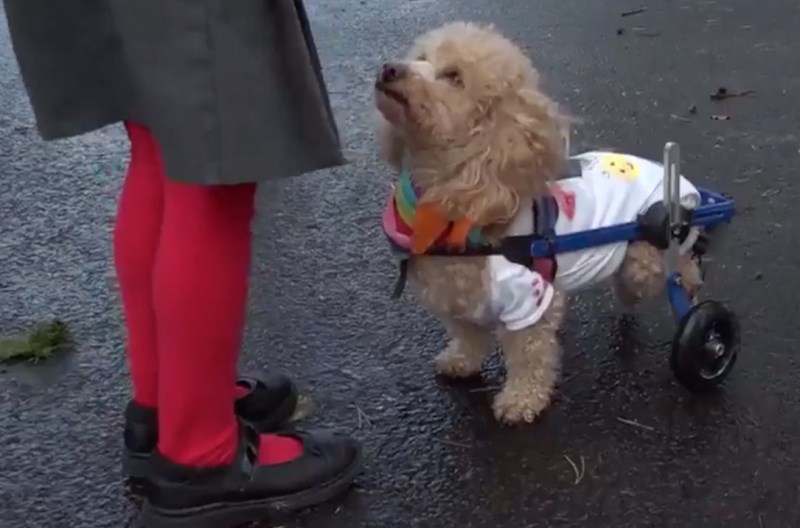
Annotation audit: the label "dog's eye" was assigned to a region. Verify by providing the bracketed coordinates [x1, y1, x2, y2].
[438, 68, 463, 87]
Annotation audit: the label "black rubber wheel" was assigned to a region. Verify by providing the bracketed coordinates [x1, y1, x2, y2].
[670, 300, 740, 392]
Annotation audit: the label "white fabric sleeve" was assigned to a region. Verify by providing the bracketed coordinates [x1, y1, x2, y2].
[488, 256, 555, 332]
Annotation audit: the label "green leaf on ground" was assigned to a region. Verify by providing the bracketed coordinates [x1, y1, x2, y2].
[0, 320, 71, 364]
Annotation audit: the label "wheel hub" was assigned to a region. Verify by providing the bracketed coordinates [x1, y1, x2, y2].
[704, 334, 726, 359]
[700, 330, 731, 379]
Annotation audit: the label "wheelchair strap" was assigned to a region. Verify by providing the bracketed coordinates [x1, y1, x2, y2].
[531, 195, 559, 283]
[389, 195, 560, 298]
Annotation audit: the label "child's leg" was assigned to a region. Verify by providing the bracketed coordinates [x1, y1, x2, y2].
[153, 178, 302, 467]
[114, 122, 163, 407]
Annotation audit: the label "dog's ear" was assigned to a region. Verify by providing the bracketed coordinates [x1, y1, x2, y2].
[375, 112, 406, 170]
[430, 87, 568, 228]
[491, 86, 568, 190]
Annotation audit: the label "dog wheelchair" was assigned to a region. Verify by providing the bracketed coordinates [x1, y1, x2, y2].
[527, 142, 740, 392]
[387, 142, 740, 392]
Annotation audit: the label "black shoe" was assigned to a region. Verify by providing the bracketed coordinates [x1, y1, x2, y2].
[139, 422, 362, 528]
[123, 373, 298, 480]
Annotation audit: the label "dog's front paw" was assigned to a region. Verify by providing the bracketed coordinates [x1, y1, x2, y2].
[492, 385, 552, 424]
[435, 339, 484, 378]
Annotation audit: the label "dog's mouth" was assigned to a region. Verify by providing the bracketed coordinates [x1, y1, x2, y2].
[375, 82, 408, 106]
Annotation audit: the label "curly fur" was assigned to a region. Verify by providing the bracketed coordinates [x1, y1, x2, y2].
[375, 22, 700, 424]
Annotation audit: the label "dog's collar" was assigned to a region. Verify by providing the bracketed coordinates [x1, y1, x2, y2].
[388, 168, 484, 254]
[392, 168, 418, 233]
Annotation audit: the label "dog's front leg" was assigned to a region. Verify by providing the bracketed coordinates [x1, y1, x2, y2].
[435, 320, 492, 378]
[493, 290, 566, 424]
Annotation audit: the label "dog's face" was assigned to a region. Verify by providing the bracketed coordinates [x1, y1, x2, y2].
[374, 22, 567, 228]
[375, 22, 550, 146]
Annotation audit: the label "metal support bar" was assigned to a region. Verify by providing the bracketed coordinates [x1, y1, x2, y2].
[663, 142, 681, 275]
[527, 188, 735, 258]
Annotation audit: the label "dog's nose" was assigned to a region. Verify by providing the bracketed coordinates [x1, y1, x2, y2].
[380, 62, 406, 84]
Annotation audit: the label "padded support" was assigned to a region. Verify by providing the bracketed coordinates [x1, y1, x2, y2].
[636, 201, 693, 250]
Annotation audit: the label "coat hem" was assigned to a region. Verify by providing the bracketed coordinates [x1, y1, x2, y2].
[163, 150, 348, 186]
[34, 111, 123, 141]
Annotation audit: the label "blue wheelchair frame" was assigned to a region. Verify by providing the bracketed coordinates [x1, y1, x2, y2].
[529, 142, 736, 321]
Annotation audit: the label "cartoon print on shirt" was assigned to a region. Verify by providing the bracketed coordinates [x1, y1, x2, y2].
[599, 153, 640, 181]
[532, 277, 545, 307]
[549, 183, 576, 220]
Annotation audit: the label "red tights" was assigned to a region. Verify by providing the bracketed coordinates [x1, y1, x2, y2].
[113, 123, 301, 467]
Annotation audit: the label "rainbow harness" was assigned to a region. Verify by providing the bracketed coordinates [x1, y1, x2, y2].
[382, 168, 560, 298]
[392, 168, 484, 253]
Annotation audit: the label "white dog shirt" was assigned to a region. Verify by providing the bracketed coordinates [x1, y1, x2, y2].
[484, 151, 701, 330]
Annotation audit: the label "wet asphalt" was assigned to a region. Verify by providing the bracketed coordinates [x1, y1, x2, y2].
[2, 0, 800, 527]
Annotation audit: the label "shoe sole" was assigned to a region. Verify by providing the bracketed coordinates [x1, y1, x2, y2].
[122, 386, 300, 481]
[137, 445, 363, 528]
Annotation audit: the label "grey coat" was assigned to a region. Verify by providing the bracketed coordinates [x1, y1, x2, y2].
[2, 0, 345, 185]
